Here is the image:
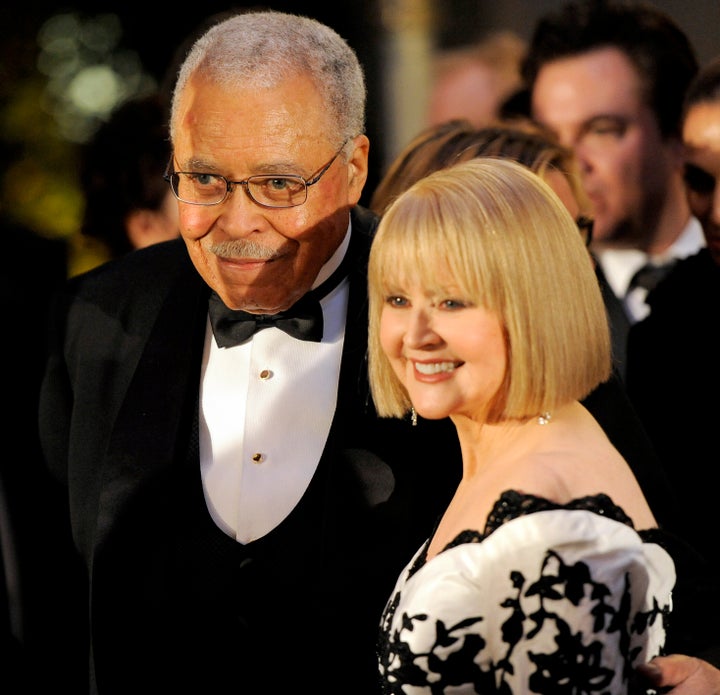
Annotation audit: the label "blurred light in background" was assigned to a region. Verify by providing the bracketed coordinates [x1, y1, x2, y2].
[37, 12, 155, 143]
[0, 11, 156, 274]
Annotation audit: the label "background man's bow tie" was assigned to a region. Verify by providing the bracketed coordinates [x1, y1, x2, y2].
[628, 261, 675, 294]
[207, 254, 350, 347]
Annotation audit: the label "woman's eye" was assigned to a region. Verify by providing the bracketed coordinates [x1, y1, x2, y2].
[440, 298, 467, 310]
[385, 295, 407, 307]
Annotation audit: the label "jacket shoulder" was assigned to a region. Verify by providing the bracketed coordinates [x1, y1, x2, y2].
[67, 238, 195, 299]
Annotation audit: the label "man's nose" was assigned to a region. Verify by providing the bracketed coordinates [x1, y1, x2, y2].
[217, 185, 269, 235]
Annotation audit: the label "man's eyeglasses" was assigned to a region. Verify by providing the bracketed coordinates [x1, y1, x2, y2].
[165, 140, 348, 208]
[576, 215, 594, 247]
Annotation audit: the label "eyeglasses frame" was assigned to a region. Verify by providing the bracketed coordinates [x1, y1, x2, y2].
[164, 139, 349, 209]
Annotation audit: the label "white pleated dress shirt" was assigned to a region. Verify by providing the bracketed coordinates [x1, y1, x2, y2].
[199, 229, 351, 543]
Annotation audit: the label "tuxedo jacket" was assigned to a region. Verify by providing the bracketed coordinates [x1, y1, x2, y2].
[38, 206, 462, 694]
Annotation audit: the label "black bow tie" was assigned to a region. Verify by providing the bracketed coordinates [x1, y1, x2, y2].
[209, 293, 323, 346]
[208, 255, 350, 347]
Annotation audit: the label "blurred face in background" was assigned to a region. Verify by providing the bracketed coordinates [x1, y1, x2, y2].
[682, 100, 720, 264]
[427, 61, 513, 128]
[531, 47, 675, 247]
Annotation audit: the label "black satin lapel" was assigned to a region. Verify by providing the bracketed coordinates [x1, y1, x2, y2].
[336, 207, 375, 416]
[96, 271, 208, 537]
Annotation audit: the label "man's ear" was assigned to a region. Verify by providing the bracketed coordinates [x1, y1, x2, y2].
[346, 134, 370, 205]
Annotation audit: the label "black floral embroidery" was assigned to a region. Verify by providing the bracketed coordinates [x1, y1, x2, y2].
[377, 491, 671, 694]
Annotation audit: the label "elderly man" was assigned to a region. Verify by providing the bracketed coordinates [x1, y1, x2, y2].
[38, 11, 460, 694]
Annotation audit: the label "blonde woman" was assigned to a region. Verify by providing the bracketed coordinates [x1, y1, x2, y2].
[369, 158, 674, 692]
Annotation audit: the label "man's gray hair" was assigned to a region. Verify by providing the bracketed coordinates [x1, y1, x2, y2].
[170, 10, 366, 145]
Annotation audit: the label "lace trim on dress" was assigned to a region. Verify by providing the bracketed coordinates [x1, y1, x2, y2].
[409, 490, 639, 578]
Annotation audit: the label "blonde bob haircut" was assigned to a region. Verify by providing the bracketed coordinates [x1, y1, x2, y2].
[368, 158, 611, 422]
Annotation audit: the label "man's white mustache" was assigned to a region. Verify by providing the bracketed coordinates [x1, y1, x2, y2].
[207, 239, 279, 260]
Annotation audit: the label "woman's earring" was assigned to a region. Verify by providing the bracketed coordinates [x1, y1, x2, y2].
[537, 411, 552, 425]
[411, 407, 418, 427]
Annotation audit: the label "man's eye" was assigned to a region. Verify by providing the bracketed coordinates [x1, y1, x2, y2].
[586, 117, 629, 138]
[190, 173, 221, 186]
[259, 177, 304, 193]
[684, 163, 716, 195]
[267, 177, 291, 191]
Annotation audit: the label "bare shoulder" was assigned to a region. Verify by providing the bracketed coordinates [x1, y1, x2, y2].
[502, 424, 657, 530]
